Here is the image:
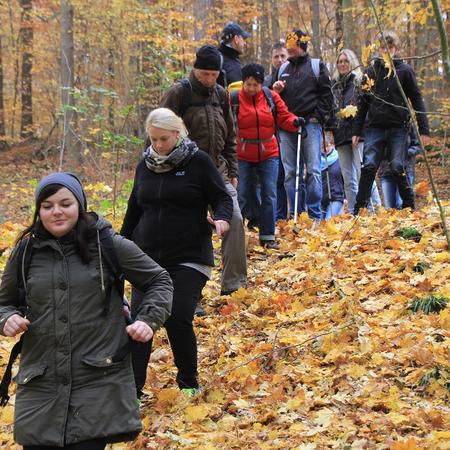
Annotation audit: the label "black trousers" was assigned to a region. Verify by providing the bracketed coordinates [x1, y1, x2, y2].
[355, 127, 414, 214]
[23, 438, 106, 450]
[131, 265, 207, 392]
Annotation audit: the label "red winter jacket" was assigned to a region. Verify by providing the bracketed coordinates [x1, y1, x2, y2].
[235, 89, 298, 163]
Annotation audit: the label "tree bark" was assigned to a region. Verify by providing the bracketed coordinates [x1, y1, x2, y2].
[259, 0, 271, 69]
[60, 0, 77, 167]
[0, 35, 7, 150]
[342, 0, 354, 48]
[270, 0, 280, 42]
[19, 0, 33, 139]
[311, 0, 321, 58]
[430, 0, 450, 83]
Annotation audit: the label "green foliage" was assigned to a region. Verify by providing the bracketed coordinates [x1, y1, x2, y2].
[412, 261, 431, 274]
[408, 294, 448, 314]
[395, 227, 422, 241]
[418, 366, 450, 391]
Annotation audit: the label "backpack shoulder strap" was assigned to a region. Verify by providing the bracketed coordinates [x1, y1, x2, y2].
[215, 84, 230, 118]
[278, 61, 290, 80]
[262, 86, 278, 130]
[16, 238, 32, 315]
[178, 78, 192, 117]
[98, 228, 125, 316]
[230, 90, 239, 123]
[311, 58, 320, 80]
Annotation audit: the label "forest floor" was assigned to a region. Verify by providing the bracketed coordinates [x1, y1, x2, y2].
[0, 140, 449, 449]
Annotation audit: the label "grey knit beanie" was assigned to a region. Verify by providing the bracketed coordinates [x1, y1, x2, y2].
[35, 172, 87, 210]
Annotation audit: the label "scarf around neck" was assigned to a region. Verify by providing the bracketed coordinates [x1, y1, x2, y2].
[143, 138, 198, 173]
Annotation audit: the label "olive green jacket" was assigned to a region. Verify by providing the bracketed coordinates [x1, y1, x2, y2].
[0, 216, 173, 446]
[160, 71, 238, 181]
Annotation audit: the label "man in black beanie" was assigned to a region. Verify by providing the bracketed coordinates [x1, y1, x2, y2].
[160, 44, 247, 306]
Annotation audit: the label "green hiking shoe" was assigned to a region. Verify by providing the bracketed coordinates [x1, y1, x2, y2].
[181, 388, 201, 398]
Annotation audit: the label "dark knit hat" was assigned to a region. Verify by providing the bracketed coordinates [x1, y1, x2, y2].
[286, 29, 310, 52]
[194, 45, 222, 71]
[221, 22, 251, 42]
[35, 172, 87, 210]
[242, 63, 265, 83]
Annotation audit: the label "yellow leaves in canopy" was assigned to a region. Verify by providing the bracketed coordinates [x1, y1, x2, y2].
[185, 404, 209, 423]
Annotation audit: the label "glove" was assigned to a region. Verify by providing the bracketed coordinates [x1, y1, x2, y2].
[293, 116, 306, 128]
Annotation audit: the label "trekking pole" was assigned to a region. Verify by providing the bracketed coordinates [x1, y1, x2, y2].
[293, 123, 304, 234]
[322, 128, 332, 202]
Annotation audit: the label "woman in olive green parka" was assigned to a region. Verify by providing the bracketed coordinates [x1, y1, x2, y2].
[0, 172, 173, 450]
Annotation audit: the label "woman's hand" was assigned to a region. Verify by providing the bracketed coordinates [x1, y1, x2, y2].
[126, 320, 154, 343]
[207, 217, 230, 237]
[3, 314, 30, 337]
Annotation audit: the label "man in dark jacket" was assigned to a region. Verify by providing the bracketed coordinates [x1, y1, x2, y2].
[264, 42, 289, 220]
[272, 29, 334, 223]
[263, 43, 288, 88]
[160, 44, 247, 297]
[352, 31, 430, 214]
[217, 22, 251, 88]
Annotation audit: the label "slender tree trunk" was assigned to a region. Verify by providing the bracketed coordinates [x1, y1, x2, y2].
[311, 0, 321, 58]
[60, 0, 77, 167]
[259, 0, 271, 70]
[430, 0, 450, 82]
[0, 36, 7, 150]
[193, 0, 211, 40]
[19, 0, 33, 138]
[335, 0, 343, 48]
[342, 0, 354, 48]
[270, 0, 280, 42]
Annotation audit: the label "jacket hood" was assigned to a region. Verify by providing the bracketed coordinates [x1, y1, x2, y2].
[93, 213, 114, 233]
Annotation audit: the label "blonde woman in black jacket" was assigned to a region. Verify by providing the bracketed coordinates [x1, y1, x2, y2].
[121, 108, 233, 397]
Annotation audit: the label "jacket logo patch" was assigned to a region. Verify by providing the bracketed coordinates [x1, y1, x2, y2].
[175, 171, 185, 176]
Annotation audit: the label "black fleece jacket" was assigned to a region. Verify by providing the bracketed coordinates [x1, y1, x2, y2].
[332, 73, 361, 146]
[276, 54, 334, 127]
[353, 58, 429, 136]
[217, 43, 242, 88]
[121, 149, 233, 268]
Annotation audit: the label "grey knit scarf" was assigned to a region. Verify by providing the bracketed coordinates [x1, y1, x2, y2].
[143, 138, 198, 173]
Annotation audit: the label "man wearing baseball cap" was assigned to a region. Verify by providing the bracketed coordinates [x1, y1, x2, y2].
[217, 22, 251, 88]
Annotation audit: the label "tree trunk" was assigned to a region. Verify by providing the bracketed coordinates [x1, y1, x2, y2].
[19, 0, 33, 139]
[342, 0, 354, 48]
[270, 0, 280, 42]
[193, 0, 211, 40]
[60, 0, 77, 167]
[335, 0, 343, 48]
[430, 0, 450, 82]
[0, 35, 7, 150]
[259, 0, 271, 70]
[311, 0, 321, 58]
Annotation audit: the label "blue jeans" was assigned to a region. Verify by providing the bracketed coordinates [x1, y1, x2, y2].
[279, 123, 322, 219]
[237, 157, 278, 241]
[381, 171, 415, 209]
[355, 127, 414, 213]
[336, 142, 381, 214]
[322, 201, 343, 220]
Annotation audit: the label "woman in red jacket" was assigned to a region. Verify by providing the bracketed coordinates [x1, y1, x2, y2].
[235, 63, 300, 249]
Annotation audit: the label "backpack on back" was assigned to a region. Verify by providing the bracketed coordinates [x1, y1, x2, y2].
[229, 86, 277, 126]
[278, 58, 320, 81]
[0, 228, 126, 406]
[178, 78, 230, 118]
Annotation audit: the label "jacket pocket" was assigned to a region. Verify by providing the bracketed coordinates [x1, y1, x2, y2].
[14, 364, 47, 385]
[81, 348, 128, 369]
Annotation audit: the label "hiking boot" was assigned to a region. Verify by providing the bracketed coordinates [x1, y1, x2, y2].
[194, 301, 206, 317]
[260, 240, 279, 250]
[220, 289, 238, 296]
[181, 388, 201, 398]
[247, 219, 259, 231]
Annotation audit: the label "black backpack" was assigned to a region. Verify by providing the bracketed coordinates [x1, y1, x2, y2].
[0, 228, 127, 406]
[178, 78, 230, 118]
[229, 86, 277, 126]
